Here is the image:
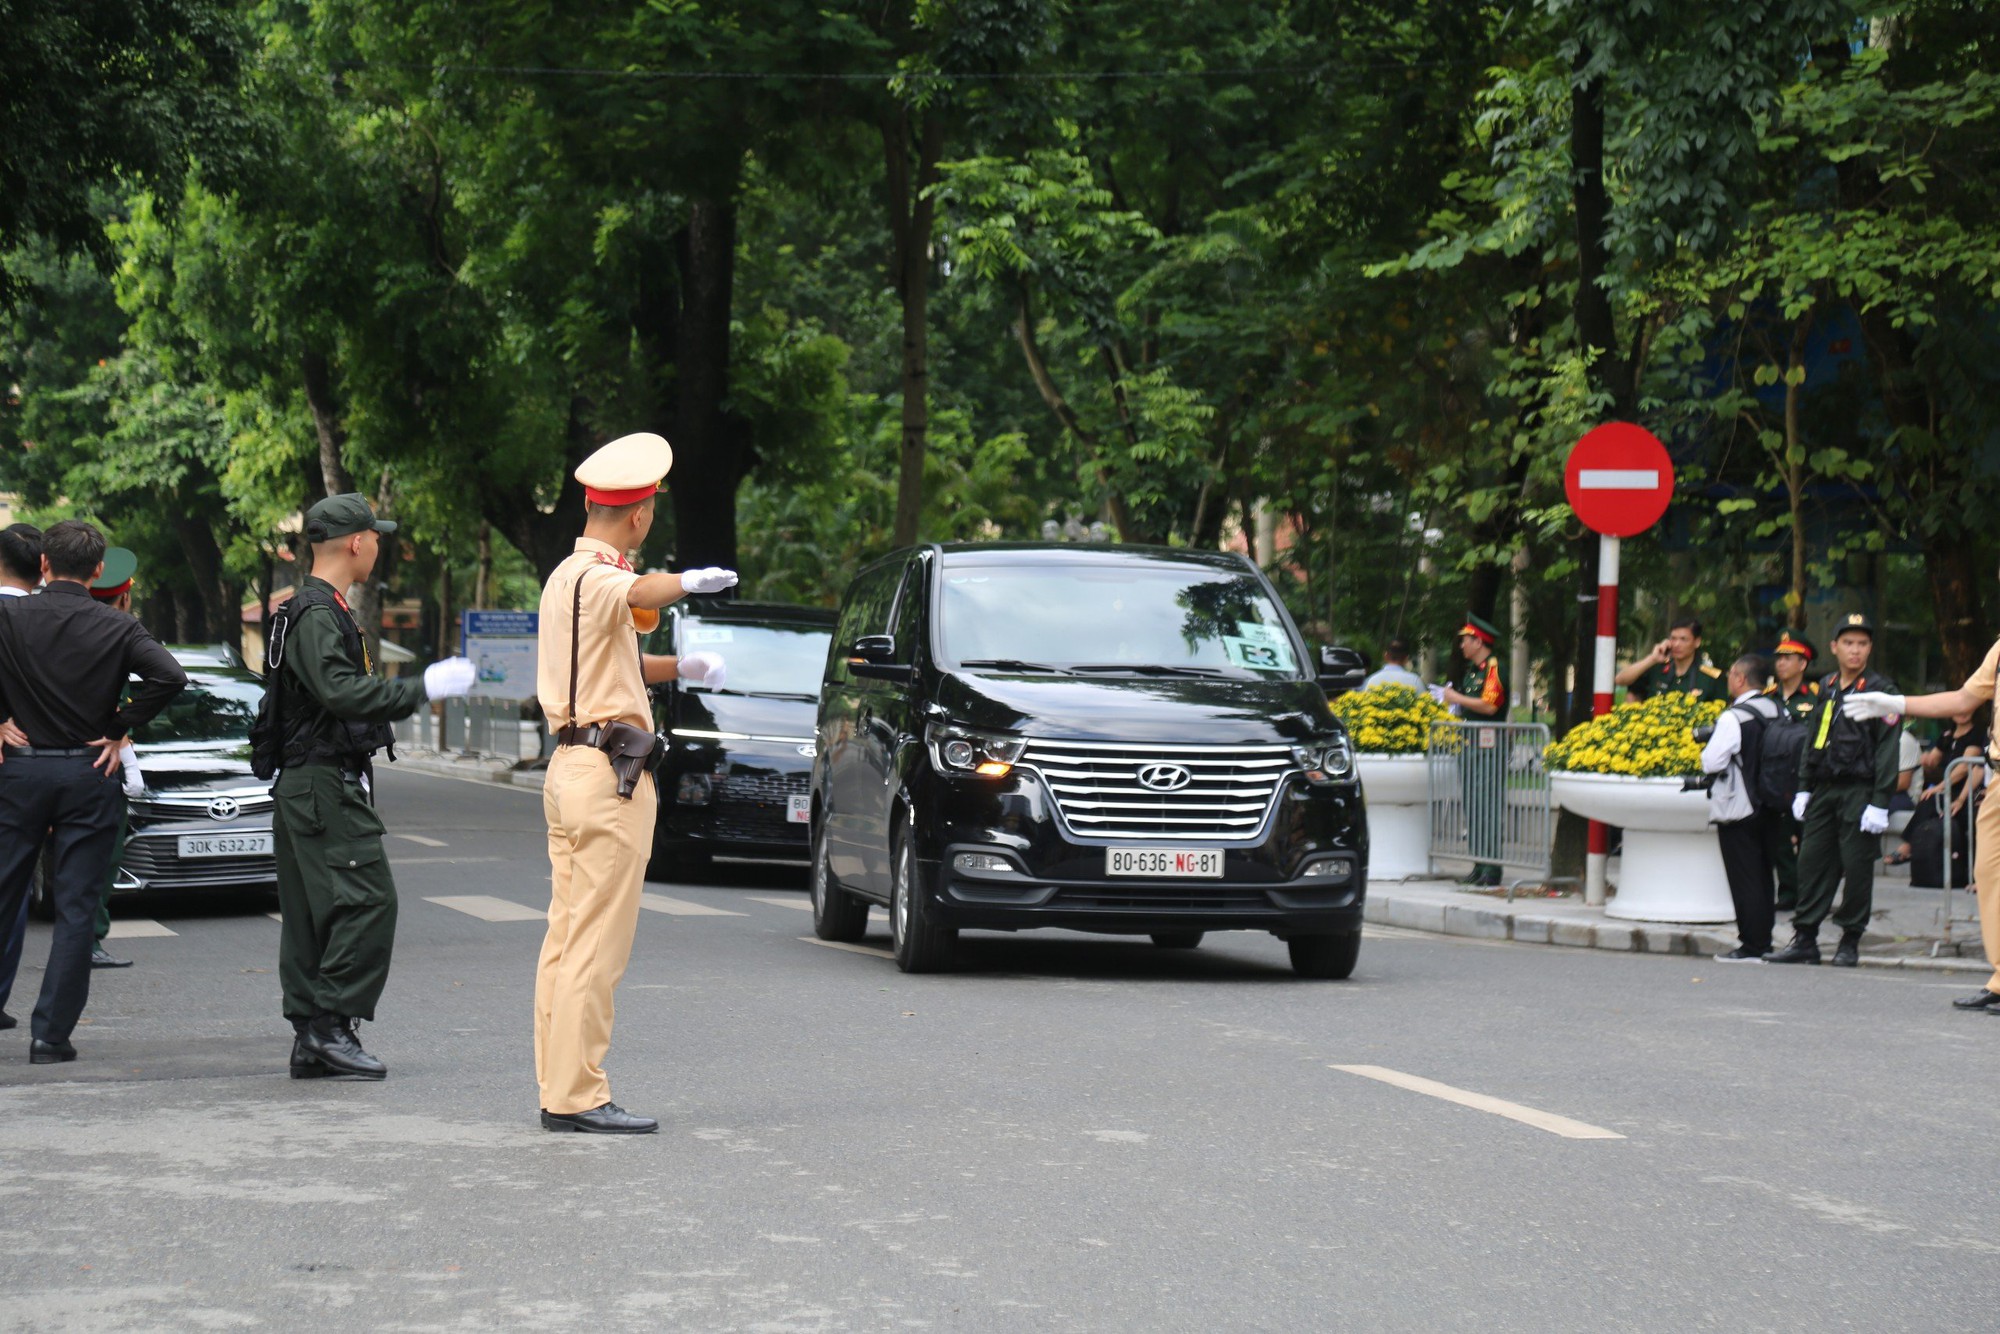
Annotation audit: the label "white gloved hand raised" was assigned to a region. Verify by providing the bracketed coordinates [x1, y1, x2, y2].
[677, 650, 727, 690]
[1841, 691, 1905, 722]
[679, 567, 739, 595]
[424, 657, 478, 700]
[1859, 804, 1890, 835]
[120, 744, 144, 798]
[1792, 791, 1811, 822]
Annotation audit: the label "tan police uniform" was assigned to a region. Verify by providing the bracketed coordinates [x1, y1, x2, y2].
[1954, 637, 2000, 996]
[534, 438, 669, 1117]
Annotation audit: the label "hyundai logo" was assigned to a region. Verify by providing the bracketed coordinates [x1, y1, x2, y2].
[1136, 763, 1193, 792]
[206, 796, 240, 821]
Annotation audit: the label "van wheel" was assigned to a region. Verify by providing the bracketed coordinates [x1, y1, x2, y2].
[1287, 932, 1360, 979]
[1150, 931, 1204, 949]
[811, 821, 869, 943]
[890, 830, 955, 973]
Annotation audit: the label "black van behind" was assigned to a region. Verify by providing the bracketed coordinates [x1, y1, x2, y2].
[809, 543, 1368, 976]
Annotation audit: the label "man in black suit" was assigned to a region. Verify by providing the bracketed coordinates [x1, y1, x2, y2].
[0, 521, 40, 1032]
[0, 520, 187, 1062]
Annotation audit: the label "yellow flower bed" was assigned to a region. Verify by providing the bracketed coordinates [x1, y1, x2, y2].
[1331, 683, 1456, 754]
[1543, 692, 1726, 778]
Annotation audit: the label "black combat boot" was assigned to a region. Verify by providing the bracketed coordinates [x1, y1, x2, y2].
[1763, 928, 1821, 965]
[298, 1013, 387, 1080]
[289, 1021, 328, 1079]
[1830, 930, 1863, 968]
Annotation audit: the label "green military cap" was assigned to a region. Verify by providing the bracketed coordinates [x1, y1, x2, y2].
[1832, 611, 1874, 640]
[305, 493, 397, 542]
[90, 546, 137, 601]
[1456, 612, 1499, 646]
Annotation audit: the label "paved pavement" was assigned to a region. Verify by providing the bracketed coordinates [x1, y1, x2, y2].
[4, 767, 1999, 1331]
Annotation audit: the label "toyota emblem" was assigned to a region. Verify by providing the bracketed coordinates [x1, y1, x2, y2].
[1136, 763, 1193, 792]
[206, 796, 240, 821]
[797, 743, 817, 758]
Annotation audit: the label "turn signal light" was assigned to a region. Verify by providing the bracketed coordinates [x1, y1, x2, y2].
[974, 760, 1012, 777]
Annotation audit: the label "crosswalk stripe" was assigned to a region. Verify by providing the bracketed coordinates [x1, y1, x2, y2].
[395, 833, 450, 848]
[800, 936, 894, 960]
[104, 919, 176, 939]
[1330, 1064, 1624, 1140]
[748, 895, 812, 912]
[267, 913, 284, 923]
[639, 893, 746, 917]
[425, 895, 545, 923]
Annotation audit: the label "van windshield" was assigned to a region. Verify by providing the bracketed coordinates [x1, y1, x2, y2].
[938, 563, 1303, 678]
[675, 619, 831, 697]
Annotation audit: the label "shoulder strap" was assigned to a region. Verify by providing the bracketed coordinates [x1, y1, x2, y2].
[570, 564, 588, 728]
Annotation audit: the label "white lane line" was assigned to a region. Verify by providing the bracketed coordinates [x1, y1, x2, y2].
[1330, 1064, 1625, 1140]
[425, 895, 546, 923]
[267, 913, 284, 923]
[103, 919, 176, 939]
[640, 894, 746, 917]
[800, 937, 894, 960]
[391, 856, 506, 865]
[749, 895, 813, 912]
[395, 833, 449, 848]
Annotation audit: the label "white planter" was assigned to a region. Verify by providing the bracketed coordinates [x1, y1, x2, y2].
[1549, 771, 1734, 923]
[1356, 752, 1432, 880]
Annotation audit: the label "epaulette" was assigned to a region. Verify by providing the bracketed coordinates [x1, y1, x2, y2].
[1699, 664, 1722, 678]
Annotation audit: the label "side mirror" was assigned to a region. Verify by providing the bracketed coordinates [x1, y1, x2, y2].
[848, 635, 911, 682]
[1317, 645, 1370, 699]
[851, 634, 896, 664]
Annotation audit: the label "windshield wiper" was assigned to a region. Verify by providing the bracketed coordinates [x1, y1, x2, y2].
[1067, 663, 1232, 678]
[957, 658, 1071, 674]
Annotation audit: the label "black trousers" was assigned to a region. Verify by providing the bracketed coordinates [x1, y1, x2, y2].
[0, 754, 124, 1043]
[1718, 810, 1775, 955]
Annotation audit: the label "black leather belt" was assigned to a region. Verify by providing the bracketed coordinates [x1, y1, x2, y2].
[3, 745, 97, 758]
[556, 723, 611, 748]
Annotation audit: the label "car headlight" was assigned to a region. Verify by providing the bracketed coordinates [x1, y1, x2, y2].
[925, 722, 1027, 778]
[1292, 736, 1354, 784]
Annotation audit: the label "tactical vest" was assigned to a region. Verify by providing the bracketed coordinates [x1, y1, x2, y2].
[1802, 670, 1895, 784]
[269, 584, 397, 771]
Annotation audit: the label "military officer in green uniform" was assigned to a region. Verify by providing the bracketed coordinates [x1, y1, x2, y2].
[268, 495, 475, 1079]
[1614, 616, 1729, 702]
[1766, 613, 1901, 968]
[1763, 633, 1819, 909]
[1435, 614, 1511, 887]
[86, 548, 143, 968]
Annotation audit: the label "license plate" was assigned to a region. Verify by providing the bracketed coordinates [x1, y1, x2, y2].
[177, 833, 273, 859]
[1105, 848, 1224, 878]
[787, 795, 811, 824]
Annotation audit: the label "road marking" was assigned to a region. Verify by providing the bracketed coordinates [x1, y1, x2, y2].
[395, 833, 449, 848]
[103, 919, 176, 939]
[1362, 925, 1434, 941]
[391, 856, 506, 865]
[800, 937, 894, 960]
[640, 894, 746, 917]
[425, 895, 546, 923]
[1330, 1065, 1624, 1140]
[267, 913, 284, 923]
[749, 895, 813, 912]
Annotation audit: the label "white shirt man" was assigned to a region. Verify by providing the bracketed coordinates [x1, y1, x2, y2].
[1700, 662, 1783, 961]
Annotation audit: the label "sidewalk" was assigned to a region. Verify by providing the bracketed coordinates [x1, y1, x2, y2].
[391, 748, 547, 790]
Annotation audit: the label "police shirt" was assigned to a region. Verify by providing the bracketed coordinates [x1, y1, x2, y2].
[537, 538, 650, 731]
[1954, 636, 2000, 763]
[1630, 657, 1728, 703]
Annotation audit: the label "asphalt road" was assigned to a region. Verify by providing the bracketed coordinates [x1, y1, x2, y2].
[3, 767, 1998, 1332]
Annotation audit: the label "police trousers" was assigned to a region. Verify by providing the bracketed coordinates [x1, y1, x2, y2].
[1973, 791, 2000, 995]
[537, 746, 655, 1116]
[1793, 781, 1876, 935]
[273, 764, 398, 1022]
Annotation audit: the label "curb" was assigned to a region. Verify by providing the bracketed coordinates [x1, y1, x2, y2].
[1363, 887, 1988, 972]
[390, 752, 546, 790]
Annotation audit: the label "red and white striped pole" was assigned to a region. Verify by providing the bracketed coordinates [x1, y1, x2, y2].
[1585, 532, 1620, 906]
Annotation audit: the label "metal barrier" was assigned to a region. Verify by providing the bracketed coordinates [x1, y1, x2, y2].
[1426, 719, 1563, 899]
[1934, 754, 1986, 957]
[391, 697, 547, 765]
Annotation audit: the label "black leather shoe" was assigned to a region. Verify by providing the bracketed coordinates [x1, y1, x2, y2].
[1714, 947, 1767, 963]
[90, 947, 133, 969]
[29, 1038, 77, 1064]
[298, 1015, 386, 1080]
[1951, 989, 2000, 1010]
[541, 1102, 658, 1134]
[1830, 931, 1863, 968]
[1764, 931, 1821, 965]
[289, 1037, 328, 1079]
[0, 1011, 15, 1031]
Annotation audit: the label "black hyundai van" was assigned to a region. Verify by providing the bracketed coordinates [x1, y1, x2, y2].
[809, 543, 1368, 976]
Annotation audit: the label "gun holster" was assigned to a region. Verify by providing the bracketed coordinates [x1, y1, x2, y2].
[598, 720, 667, 800]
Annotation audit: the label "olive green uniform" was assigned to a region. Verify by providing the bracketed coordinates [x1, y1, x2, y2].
[272, 582, 427, 1023]
[1629, 657, 1728, 703]
[1457, 654, 1511, 885]
[1791, 672, 1902, 937]
[1761, 680, 1819, 910]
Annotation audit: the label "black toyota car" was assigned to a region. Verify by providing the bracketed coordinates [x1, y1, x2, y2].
[646, 600, 836, 879]
[809, 544, 1367, 977]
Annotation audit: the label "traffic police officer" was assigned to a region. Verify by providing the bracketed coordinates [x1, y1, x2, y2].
[1614, 616, 1729, 702]
[271, 495, 475, 1078]
[1436, 613, 1510, 887]
[1766, 612, 1901, 967]
[86, 548, 144, 968]
[535, 432, 734, 1134]
[1764, 633, 1818, 909]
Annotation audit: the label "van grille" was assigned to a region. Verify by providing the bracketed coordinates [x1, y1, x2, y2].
[1018, 740, 1296, 841]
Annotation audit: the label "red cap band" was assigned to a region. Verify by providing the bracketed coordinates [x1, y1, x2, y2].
[1458, 622, 1495, 646]
[584, 483, 660, 507]
[1774, 636, 1813, 658]
[90, 580, 132, 601]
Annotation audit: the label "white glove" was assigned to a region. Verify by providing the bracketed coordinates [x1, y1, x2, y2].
[1792, 791, 1811, 822]
[1860, 804, 1890, 835]
[1427, 684, 1447, 703]
[679, 567, 739, 595]
[678, 651, 727, 689]
[1841, 691, 1904, 722]
[424, 657, 477, 700]
[120, 744, 143, 798]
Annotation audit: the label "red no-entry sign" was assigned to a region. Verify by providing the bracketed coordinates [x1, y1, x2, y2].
[1564, 423, 1674, 537]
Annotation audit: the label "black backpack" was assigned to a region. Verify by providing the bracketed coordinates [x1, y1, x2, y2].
[246, 600, 296, 781]
[1754, 700, 1808, 813]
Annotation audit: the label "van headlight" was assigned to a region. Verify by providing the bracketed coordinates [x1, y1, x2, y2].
[926, 722, 1027, 778]
[1292, 736, 1354, 784]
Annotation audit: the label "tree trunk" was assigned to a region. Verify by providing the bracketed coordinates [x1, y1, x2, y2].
[1925, 541, 1987, 687]
[355, 470, 395, 671]
[886, 110, 947, 547]
[438, 540, 454, 661]
[474, 521, 492, 610]
[1782, 310, 1812, 629]
[300, 349, 354, 498]
[668, 193, 748, 572]
[484, 394, 594, 581]
[172, 508, 231, 641]
[1012, 283, 1136, 541]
